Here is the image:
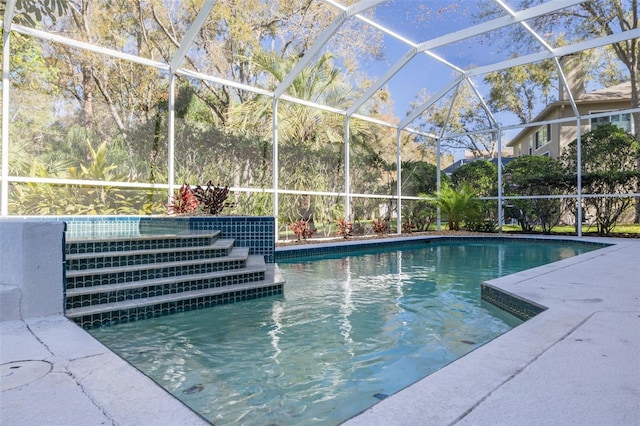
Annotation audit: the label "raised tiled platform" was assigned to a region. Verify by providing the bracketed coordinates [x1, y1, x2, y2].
[31, 215, 276, 263]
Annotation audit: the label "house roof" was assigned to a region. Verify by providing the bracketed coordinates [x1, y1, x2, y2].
[581, 82, 632, 101]
[443, 157, 516, 175]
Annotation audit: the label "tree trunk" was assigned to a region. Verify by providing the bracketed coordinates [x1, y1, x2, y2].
[82, 65, 94, 131]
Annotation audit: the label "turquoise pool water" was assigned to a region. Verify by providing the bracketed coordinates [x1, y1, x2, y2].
[88, 239, 602, 425]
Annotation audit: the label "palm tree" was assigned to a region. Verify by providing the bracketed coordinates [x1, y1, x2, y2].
[425, 182, 480, 231]
[229, 51, 378, 224]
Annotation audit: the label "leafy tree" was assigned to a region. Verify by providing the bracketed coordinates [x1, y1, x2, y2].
[410, 82, 499, 158]
[569, 1, 640, 136]
[451, 160, 498, 196]
[1, 0, 68, 27]
[484, 60, 557, 124]
[503, 156, 565, 233]
[561, 123, 640, 234]
[147, 0, 383, 127]
[231, 51, 390, 225]
[9, 140, 162, 215]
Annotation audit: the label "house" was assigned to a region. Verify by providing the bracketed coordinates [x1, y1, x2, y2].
[507, 56, 634, 158]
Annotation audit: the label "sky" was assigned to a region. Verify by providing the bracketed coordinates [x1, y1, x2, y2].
[355, 1, 514, 159]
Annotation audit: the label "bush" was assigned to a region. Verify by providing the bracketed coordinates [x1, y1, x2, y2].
[288, 220, 316, 241]
[335, 219, 353, 238]
[167, 183, 199, 214]
[371, 218, 388, 235]
[503, 156, 564, 234]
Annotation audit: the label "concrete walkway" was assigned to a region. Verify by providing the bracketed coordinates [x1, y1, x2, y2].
[0, 316, 208, 425]
[1, 236, 639, 425]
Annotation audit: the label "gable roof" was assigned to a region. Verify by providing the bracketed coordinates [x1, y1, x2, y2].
[581, 82, 632, 101]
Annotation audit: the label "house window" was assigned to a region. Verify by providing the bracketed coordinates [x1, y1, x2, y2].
[534, 124, 551, 150]
[591, 112, 632, 132]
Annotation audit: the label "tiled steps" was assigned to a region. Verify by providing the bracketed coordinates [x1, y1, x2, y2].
[66, 238, 236, 271]
[66, 231, 220, 255]
[66, 246, 253, 289]
[64, 232, 284, 327]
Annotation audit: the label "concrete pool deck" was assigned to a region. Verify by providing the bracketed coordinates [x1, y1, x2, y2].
[1, 236, 639, 425]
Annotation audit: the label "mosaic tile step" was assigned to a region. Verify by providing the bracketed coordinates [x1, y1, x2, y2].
[65, 239, 236, 271]
[65, 247, 251, 289]
[65, 255, 267, 309]
[66, 264, 285, 327]
[65, 231, 221, 255]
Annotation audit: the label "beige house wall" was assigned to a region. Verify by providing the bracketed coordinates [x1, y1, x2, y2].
[509, 99, 633, 159]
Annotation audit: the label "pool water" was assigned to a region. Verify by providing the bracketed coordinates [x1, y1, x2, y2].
[88, 240, 601, 425]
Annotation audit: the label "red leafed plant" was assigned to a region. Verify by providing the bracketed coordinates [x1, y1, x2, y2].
[167, 183, 199, 214]
[288, 220, 316, 241]
[335, 218, 353, 239]
[193, 181, 233, 215]
[402, 220, 415, 234]
[371, 218, 388, 235]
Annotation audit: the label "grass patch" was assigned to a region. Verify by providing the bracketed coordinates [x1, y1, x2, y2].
[501, 223, 640, 237]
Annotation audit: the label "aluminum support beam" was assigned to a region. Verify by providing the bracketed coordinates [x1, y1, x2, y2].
[395, 128, 402, 234]
[272, 98, 280, 240]
[169, 0, 217, 73]
[344, 118, 351, 220]
[167, 74, 176, 204]
[347, 0, 584, 116]
[11, 24, 169, 70]
[1, 0, 16, 216]
[467, 29, 640, 78]
[497, 129, 503, 233]
[576, 120, 583, 237]
[3, 0, 16, 33]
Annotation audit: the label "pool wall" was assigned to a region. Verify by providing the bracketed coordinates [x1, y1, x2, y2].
[276, 235, 607, 260]
[0, 220, 66, 321]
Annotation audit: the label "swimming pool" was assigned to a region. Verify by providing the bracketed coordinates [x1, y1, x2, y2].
[88, 238, 604, 425]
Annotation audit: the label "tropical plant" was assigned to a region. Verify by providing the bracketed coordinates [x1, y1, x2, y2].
[193, 182, 233, 216]
[335, 219, 354, 239]
[371, 218, 388, 235]
[426, 182, 480, 231]
[288, 220, 317, 241]
[167, 183, 199, 215]
[402, 220, 415, 234]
